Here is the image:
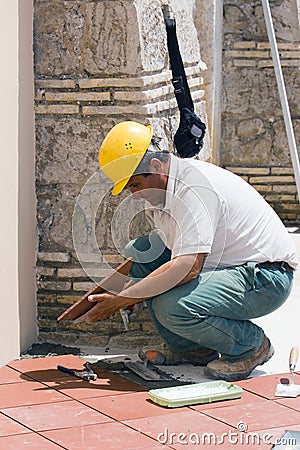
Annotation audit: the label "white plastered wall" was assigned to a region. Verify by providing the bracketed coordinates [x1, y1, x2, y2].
[0, 0, 37, 367]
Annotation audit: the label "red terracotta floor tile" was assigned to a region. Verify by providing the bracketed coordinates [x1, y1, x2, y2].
[0, 380, 69, 409]
[124, 409, 237, 450]
[7, 354, 87, 374]
[9, 358, 112, 385]
[201, 400, 300, 432]
[190, 388, 265, 412]
[5, 354, 298, 450]
[42, 421, 166, 449]
[0, 432, 64, 449]
[235, 372, 300, 400]
[0, 366, 32, 385]
[0, 412, 31, 437]
[275, 394, 300, 412]
[2, 399, 113, 432]
[82, 391, 190, 421]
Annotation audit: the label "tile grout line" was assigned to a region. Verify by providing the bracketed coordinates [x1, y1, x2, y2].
[0, 410, 67, 448]
[189, 407, 239, 431]
[32, 431, 69, 450]
[69, 394, 180, 448]
[273, 399, 300, 413]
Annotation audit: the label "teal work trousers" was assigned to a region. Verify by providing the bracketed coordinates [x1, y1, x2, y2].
[124, 234, 293, 361]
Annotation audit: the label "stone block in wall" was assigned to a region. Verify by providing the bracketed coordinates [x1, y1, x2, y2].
[224, 1, 300, 42]
[34, 0, 203, 77]
[272, 119, 299, 166]
[102, 254, 124, 265]
[36, 183, 88, 254]
[37, 252, 71, 263]
[56, 295, 82, 306]
[57, 267, 112, 279]
[37, 281, 72, 291]
[273, 184, 297, 194]
[34, 1, 138, 77]
[225, 167, 270, 175]
[73, 282, 94, 292]
[35, 105, 80, 115]
[251, 184, 273, 193]
[249, 175, 295, 185]
[221, 119, 273, 167]
[35, 116, 101, 186]
[36, 267, 56, 278]
[264, 194, 296, 203]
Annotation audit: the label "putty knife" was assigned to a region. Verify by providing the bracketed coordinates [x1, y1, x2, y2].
[125, 360, 171, 381]
[275, 346, 300, 397]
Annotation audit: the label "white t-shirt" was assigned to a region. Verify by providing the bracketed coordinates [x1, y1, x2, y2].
[145, 155, 298, 270]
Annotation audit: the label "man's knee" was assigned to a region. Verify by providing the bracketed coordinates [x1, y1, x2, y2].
[124, 234, 170, 265]
[152, 295, 197, 328]
[152, 290, 207, 328]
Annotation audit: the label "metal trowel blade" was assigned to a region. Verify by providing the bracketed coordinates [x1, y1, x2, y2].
[125, 361, 171, 381]
[275, 382, 300, 398]
[275, 346, 300, 397]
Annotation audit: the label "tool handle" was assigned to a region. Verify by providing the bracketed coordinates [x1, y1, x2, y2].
[84, 362, 95, 374]
[289, 346, 299, 371]
[57, 365, 75, 376]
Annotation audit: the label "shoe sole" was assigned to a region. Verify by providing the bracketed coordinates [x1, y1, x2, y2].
[204, 344, 275, 382]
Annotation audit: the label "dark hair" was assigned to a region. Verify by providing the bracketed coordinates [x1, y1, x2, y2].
[133, 138, 170, 177]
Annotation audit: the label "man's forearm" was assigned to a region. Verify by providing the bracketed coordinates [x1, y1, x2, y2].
[79, 253, 205, 323]
[118, 253, 204, 302]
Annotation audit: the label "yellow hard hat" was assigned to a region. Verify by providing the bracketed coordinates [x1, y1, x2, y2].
[98, 121, 153, 195]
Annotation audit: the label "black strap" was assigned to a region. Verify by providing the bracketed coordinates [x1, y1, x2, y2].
[163, 10, 206, 158]
[165, 18, 194, 112]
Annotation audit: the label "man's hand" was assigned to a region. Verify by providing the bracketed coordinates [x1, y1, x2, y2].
[73, 252, 206, 324]
[74, 292, 129, 324]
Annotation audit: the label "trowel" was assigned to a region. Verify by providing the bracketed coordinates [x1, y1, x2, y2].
[275, 346, 300, 397]
[124, 359, 171, 381]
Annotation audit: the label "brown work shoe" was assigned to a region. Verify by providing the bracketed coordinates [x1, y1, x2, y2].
[204, 335, 274, 381]
[139, 343, 218, 366]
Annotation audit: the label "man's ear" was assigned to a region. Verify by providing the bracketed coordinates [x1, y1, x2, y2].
[149, 158, 163, 174]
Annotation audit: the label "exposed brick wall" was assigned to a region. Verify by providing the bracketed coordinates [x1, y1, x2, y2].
[35, 66, 204, 120]
[231, 41, 300, 68]
[36, 251, 161, 348]
[35, 69, 205, 117]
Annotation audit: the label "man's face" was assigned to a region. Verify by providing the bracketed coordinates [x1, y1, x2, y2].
[125, 156, 169, 205]
[126, 174, 165, 205]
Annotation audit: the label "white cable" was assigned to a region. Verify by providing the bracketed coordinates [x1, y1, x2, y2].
[261, 0, 300, 203]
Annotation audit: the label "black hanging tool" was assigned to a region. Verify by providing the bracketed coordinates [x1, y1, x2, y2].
[162, 5, 206, 158]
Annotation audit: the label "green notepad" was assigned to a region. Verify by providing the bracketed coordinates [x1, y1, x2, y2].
[149, 380, 243, 408]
